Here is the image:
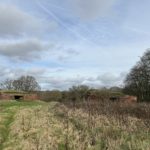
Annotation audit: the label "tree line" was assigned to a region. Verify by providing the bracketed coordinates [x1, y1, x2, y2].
[38, 85, 123, 102]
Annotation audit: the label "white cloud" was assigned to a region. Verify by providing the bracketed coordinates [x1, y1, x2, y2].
[52, 46, 80, 62]
[0, 4, 57, 38]
[57, 51, 79, 62]
[0, 39, 51, 61]
[0, 66, 47, 81]
[69, 0, 118, 20]
[39, 72, 126, 90]
[97, 72, 126, 86]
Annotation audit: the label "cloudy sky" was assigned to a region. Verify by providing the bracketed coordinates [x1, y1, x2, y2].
[0, 0, 150, 90]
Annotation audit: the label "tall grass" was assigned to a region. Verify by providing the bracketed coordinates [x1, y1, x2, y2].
[2, 100, 150, 150]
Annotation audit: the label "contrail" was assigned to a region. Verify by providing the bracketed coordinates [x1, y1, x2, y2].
[35, 0, 95, 45]
[43, 0, 71, 13]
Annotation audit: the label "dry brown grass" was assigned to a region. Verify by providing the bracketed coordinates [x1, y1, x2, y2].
[2, 101, 150, 150]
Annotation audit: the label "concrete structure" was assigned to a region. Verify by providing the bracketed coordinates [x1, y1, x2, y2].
[109, 95, 137, 104]
[120, 95, 137, 104]
[0, 91, 39, 101]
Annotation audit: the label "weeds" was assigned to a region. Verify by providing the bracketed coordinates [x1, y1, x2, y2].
[0, 101, 150, 150]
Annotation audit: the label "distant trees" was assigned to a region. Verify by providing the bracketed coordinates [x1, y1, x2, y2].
[13, 76, 41, 92]
[68, 85, 90, 101]
[0, 75, 41, 92]
[124, 49, 150, 102]
[40, 90, 62, 102]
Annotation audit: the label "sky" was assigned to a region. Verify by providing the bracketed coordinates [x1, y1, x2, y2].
[0, 0, 150, 90]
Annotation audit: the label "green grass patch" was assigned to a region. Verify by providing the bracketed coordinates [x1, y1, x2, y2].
[0, 109, 15, 150]
[1, 90, 27, 94]
[0, 101, 44, 108]
[0, 101, 44, 150]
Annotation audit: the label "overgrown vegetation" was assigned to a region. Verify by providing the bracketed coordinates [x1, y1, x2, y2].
[0, 101, 149, 150]
[38, 85, 123, 102]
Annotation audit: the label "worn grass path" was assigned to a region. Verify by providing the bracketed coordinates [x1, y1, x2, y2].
[0, 101, 44, 150]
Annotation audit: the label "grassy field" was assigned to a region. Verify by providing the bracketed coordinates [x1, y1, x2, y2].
[0, 101, 150, 150]
[0, 101, 44, 150]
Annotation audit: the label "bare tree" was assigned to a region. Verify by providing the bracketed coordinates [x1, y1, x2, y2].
[0, 79, 14, 90]
[13, 76, 41, 92]
[124, 49, 150, 102]
[0, 76, 41, 92]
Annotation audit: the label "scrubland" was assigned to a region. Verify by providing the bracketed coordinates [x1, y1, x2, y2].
[0, 100, 150, 150]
